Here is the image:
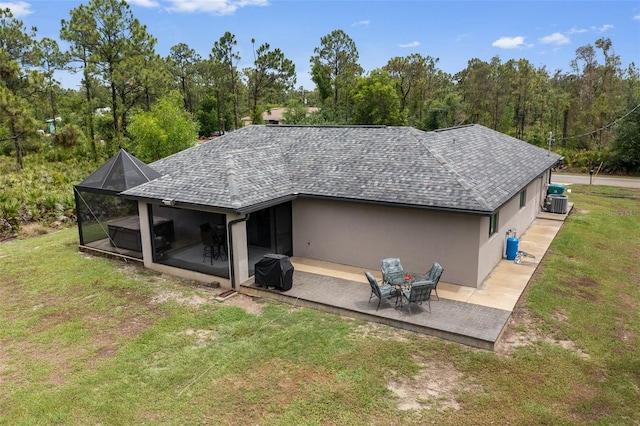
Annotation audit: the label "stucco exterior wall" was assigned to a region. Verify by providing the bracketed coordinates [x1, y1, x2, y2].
[292, 199, 482, 287]
[228, 213, 250, 287]
[476, 174, 546, 285]
[135, 171, 549, 289]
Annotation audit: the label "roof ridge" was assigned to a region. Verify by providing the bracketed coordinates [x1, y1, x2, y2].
[276, 142, 296, 193]
[267, 124, 387, 129]
[224, 154, 241, 208]
[433, 124, 476, 133]
[413, 129, 492, 211]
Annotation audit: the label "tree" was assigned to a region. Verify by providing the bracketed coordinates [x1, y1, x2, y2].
[384, 55, 417, 113]
[196, 94, 219, 137]
[0, 8, 42, 169]
[128, 91, 198, 162]
[310, 29, 363, 121]
[168, 43, 201, 113]
[198, 57, 230, 134]
[384, 53, 442, 125]
[455, 58, 494, 126]
[421, 93, 464, 130]
[36, 38, 69, 135]
[351, 69, 404, 125]
[61, 0, 157, 154]
[246, 39, 296, 123]
[611, 107, 640, 172]
[60, 3, 99, 160]
[211, 32, 240, 130]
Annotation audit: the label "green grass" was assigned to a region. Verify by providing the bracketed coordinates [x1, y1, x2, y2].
[0, 185, 638, 425]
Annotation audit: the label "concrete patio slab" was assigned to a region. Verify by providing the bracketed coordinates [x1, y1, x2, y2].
[239, 210, 570, 350]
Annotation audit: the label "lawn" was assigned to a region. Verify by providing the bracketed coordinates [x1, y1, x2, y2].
[0, 184, 638, 425]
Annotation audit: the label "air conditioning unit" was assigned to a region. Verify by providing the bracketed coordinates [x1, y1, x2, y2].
[548, 194, 568, 214]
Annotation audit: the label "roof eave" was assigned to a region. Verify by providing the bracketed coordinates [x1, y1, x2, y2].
[297, 193, 493, 216]
[119, 193, 240, 214]
[234, 194, 299, 214]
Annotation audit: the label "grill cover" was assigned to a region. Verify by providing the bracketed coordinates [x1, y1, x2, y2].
[255, 254, 294, 291]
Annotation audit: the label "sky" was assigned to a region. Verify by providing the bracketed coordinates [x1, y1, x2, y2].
[2, 0, 639, 90]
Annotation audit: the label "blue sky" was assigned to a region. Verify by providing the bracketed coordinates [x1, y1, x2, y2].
[3, 0, 640, 90]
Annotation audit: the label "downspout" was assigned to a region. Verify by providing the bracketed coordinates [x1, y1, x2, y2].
[227, 214, 250, 289]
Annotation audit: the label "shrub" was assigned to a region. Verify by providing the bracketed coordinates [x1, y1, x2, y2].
[0, 154, 97, 237]
[53, 124, 86, 148]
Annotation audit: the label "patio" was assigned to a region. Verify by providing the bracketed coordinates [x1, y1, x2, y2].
[240, 212, 570, 351]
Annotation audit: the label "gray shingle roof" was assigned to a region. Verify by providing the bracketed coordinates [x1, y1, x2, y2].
[121, 124, 562, 214]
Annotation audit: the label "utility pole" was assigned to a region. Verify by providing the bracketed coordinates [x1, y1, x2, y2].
[547, 131, 553, 155]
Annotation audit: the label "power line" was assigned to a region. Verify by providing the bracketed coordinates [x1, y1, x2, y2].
[564, 102, 640, 140]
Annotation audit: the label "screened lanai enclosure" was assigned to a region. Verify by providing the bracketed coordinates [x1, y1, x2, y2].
[74, 149, 163, 260]
[147, 203, 230, 277]
[73, 150, 228, 276]
[76, 149, 294, 283]
[145, 202, 292, 279]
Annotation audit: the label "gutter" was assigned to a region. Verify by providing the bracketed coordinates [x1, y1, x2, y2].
[296, 193, 496, 216]
[227, 214, 250, 289]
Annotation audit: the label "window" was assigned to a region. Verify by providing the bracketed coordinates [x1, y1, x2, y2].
[489, 213, 498, 237]
[519, 189, 527, 209]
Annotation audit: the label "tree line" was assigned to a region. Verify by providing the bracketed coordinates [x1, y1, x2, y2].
[1, 0, 639, 172]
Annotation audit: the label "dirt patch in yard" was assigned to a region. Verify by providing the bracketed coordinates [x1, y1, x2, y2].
[496, 307, 589, 359]
[222, 293, 265, 315]
[150, 286, 265, 316]
[387, 357, 475, 412]
[350, 322, 410, 342]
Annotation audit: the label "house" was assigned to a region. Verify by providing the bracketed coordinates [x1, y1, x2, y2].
[241, 107, 320, 126]
[75, 124, 562, 290]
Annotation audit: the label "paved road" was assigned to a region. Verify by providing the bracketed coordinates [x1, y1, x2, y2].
[551, 173, 640, 189]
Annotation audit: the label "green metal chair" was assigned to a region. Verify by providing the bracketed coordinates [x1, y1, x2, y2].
[401, 282, 434, 315]
[365, 272, 397, 311]
[415, 262, 444, 300]
[381, 258, 405, 286]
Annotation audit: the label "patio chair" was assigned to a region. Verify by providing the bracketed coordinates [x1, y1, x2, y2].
[414, 262, 444, 300]
[381, 258, 405, 286]
[200, 229, 215, 265]
[401, 282, 434, 315]
[365, 272, 397, 311]
[212, 225, 227, 261]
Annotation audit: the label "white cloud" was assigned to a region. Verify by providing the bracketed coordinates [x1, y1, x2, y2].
[492, 36, 526, 49]
[351, 20, 369, 27]
[165, 0, 268, 15]
[634, 14, 640, 21]
[398, 41, 420, 48]
[539, 32, 570, 46]
[127, 0, 161, 7]
[0, 1, 32, 17]
[566, 27, 587, 34]
[592, 24, 614, 33]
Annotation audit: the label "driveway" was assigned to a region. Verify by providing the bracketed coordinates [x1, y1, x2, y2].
[552, 173, 640, 189]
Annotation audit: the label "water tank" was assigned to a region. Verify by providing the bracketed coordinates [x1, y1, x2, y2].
[547, 183, 566, 195]
[506, 237, 519, 260]
[549, 194, 569, 214]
